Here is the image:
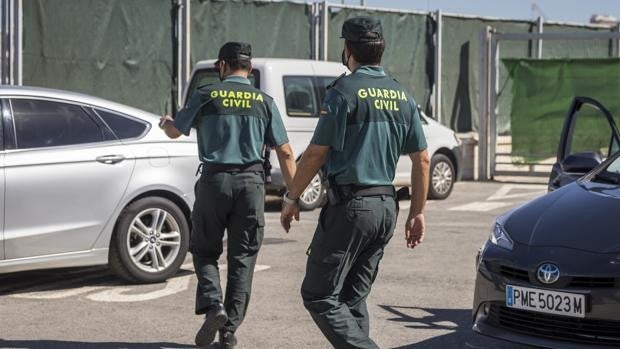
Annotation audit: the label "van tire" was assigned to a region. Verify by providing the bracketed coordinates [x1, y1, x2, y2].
[299, 172, 327, 211]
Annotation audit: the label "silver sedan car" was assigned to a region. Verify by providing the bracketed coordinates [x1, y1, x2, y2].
[0, 86, 199, 283]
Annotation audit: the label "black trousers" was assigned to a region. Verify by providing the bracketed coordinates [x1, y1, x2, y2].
[301, 195, 398, 349]
[190, 171, 265, 333]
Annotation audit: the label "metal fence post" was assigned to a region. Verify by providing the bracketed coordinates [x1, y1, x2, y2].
[536, 16, 543, 58]
[321, 0, 329, 61]
[478, 26, 492, 181]
[1, 0, 21, 85]
[176, 0, 190, 108]
[312, 2, 321, 60]
[616, 23, 620, 57]
[489, 36, 499, 179]
[432, 10, 442, 122]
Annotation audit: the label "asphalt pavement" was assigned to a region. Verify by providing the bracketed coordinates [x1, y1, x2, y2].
[0, 181, 547, 349]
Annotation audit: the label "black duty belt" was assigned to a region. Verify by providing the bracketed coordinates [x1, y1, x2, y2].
[327, 184, 395, 205]
[199, 163, 264, 175]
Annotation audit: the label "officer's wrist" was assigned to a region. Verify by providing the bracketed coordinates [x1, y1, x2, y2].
[159, 118, 170, 130]
[283, 191, 300, 205]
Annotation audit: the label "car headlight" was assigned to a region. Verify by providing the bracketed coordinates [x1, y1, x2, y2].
[489, 221, 514, 251]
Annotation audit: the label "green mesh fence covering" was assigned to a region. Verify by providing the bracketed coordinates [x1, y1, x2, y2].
[190, 0, 311, 63]
[504, 58, 620, 162]
[22, 0, 173, 115]
[20, 0, 619, 132]
[442, 17, 532, 132]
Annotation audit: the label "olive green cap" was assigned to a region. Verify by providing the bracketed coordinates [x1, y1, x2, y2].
[340, 16, 383, 42]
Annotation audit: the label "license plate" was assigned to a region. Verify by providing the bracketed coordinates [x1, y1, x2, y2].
[506, 285, 586, 318]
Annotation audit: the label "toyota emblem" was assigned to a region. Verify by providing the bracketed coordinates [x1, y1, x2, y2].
[537, 263, 560, 284]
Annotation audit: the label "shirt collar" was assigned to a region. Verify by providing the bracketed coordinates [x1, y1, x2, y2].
[223, 75, 251, 85]
[354, 65, 386, 77]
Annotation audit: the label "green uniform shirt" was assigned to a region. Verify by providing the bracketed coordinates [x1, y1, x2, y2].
[311, 66, 427, 186]
[174, 76, 288, 165]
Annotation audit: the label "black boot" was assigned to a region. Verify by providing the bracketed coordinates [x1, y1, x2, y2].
[195, 304, 228, 348]
[219, 330, 237, 349]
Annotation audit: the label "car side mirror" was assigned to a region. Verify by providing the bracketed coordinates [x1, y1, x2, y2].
[561, 152, 602, 173]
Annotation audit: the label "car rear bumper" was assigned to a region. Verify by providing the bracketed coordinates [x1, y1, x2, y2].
[473, 243, 620, 348]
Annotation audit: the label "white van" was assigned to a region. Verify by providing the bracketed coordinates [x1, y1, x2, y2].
[184, 58, 461, 209]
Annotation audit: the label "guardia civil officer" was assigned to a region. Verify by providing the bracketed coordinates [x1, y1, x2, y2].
[280, 17, 430, 349]
[161, 42, 296, 349]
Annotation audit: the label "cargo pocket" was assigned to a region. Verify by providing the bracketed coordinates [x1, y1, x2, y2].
[302, 242, 347, 296]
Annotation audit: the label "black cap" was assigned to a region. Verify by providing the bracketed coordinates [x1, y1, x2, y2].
[216, 42, 252, 63]
[340, 16, 383, 42]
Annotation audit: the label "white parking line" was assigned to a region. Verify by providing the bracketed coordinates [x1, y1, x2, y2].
[449, 184, 546, 212]
[9, 264, 272, 302]
[12, 286, 108, 299]
[449, 201, 513, 212]
[86, 275, 192, 303]
[486, 184, 546, 201]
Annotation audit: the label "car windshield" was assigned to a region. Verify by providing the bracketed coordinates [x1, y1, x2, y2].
[605, 155, 620, 175]
[592, 152, 620, 184]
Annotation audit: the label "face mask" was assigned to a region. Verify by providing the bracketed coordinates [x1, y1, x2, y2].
[341, 50, 350, 68]
[218, 63, 224, 81]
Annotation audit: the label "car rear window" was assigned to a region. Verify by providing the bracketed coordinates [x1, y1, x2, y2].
[95, 109, 148, 140]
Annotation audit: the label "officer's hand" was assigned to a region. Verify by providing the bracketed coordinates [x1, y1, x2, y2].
[280, 202, 300, 233]
[405, 213, 425, 249]
[161, 114, 173, 121]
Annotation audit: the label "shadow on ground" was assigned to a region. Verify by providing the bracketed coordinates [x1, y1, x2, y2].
[379, 305, 535, 349]
[0, 266, 194, 296]
[0, 340, 207, 349]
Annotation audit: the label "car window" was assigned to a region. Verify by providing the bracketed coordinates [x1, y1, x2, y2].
[606, 156, 620, 174]
[11, 99, 105, 149]
[610, 135, 620, 156]
[283, 76, 320, 118]
[569, 104, 615, 160]
[315, 76, 338, 103]
[95, 109, 148, 140]
[185, 68, 260, 107]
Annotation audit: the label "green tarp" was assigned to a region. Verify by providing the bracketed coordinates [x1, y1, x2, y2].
[19, 0, 620, 133]
[190, 0, 311, 63]
[441, 17, 532, 133]
[23, 0, 173, 115]
[505, 58, 620, 161]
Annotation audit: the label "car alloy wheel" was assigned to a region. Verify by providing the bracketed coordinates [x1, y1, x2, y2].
[299, 172, 326, 211]
[432, 161, 453, 195]
[109, 196, 189, 283]
[428, 154, 455, 200]
[126, 208, 182, 273]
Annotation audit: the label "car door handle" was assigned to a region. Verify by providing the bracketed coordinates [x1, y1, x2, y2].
[96, 155, 125, 165]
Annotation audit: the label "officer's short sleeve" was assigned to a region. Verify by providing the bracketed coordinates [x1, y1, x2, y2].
[265, 99, 289, 146]
[310, 89, 348, 151]
[401, 102, 428, 154]
[172, 90, 203, 136]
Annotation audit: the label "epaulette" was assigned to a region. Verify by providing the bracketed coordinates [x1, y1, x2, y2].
[327, 73, 347, 90]
[197, 82, 215, 90]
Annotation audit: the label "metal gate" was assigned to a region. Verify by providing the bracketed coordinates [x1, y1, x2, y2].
[478, 28, 620, 180]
